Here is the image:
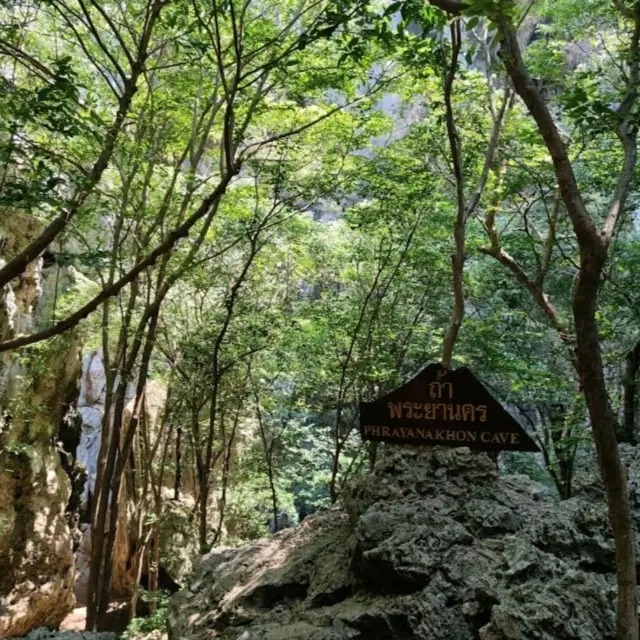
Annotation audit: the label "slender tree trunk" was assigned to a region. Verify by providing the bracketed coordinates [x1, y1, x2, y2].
[575, 258, 638, 640]
[93, 310, 160, 624]
[198, 480, 210, 554]
[254, 390, 279, 533]
[441, 21, 465, 368]
[442, 212, 466, 368]
[129, 529, 151, 622]
[149, 524, 160, 614]
[87, 358, 137, 630]
[213, 459, 230, 546]
[198, 378, 218, 553]
[268, 464, 279, 534]
[190, 402, 209, 553]
[328, 448, 341, 505]
[174, 424, 182, 501]
[440, 23, 509, 368]
[622, 339, 640, 444]
[148, 404, 173, 612]
[213, 398, 243, 545]
[544, 404, 575, 500]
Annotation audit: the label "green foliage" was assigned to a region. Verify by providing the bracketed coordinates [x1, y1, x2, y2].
[123, 590, 171, 639]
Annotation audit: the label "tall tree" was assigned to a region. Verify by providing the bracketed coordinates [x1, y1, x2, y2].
[423, 1, 640, 636]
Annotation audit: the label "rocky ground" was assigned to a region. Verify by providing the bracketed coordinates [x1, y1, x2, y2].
[168, 445, 640, 640]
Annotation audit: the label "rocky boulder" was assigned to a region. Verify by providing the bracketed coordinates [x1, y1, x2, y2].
[168, 446, 631, 640]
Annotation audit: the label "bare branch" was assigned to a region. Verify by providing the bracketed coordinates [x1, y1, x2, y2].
[494, 2, 598, 249]
[479, 243, 578, 368]
[465, 88, 513, 220]
[441, 18, 465, 369]
[602, 9, 640, 241]
[539, 192, 560, 285]
[86, 0, 136, 67]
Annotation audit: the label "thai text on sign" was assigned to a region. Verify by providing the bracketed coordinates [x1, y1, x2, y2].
[359, 363, 539, 452]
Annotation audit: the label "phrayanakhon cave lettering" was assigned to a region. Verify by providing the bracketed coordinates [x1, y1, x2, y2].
[359, 363, 539, 452]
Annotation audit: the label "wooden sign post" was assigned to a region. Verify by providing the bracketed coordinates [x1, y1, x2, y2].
[359, 363, 539, 452]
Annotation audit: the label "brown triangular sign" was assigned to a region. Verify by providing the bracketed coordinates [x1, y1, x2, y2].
[359, 363, 539, 452]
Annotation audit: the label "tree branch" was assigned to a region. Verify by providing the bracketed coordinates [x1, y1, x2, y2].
[0, 165, 240, 352]
[602, 8, 640, 241]
[0, 0, 163, 290]
[494, 1, 598, 250]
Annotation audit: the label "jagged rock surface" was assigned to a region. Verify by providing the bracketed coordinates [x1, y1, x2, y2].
[169, 446, 637, 640]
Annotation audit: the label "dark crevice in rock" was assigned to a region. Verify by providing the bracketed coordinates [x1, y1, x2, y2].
[446, 593, 462, 607]
[243, 581, 309, 609]
[352, 553, 431, 595]
[463, 589, 500, 640]
[345, 612, 415, 639]
[0, 453, 33, 595]
[578, 559, 614, 575]
[57, 405, 82, 466]
[140, 564, 182, 595]
[309, 584, 352, 607]
[41, 251, 56, 268]
[56, 396, 85, 553]
[469, 607, 494, 640]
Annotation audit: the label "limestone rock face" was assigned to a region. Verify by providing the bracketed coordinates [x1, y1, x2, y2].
[0, 214, 82, 637]
[169, 446, 628, 640]
[75, 350, 107, 503]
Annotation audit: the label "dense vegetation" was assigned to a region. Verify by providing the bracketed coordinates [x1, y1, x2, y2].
[1, 0, 640, 637]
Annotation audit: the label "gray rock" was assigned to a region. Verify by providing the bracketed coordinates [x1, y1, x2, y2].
[169, 446, 631, 640]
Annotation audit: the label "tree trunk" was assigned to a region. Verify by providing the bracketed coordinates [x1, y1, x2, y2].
[174, 424, 182, 501]
[198, 478, 209, 554]
[254, 390, 279, 532]
[574, 258, 638, 640]
[368, 441, 379, 472]
[86, 366, 134, 630]
[621, 339, 640, 444]
[149, 524, 160, 614]
[266, 442, 279, 534]
[329, 448, 341, 505]
[269, 475, 279, 534]
[93, 310, 160, 625]
[543, 404, 575, 500]
[129, 529, 150, 623]
[440, 20, 465, 370]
